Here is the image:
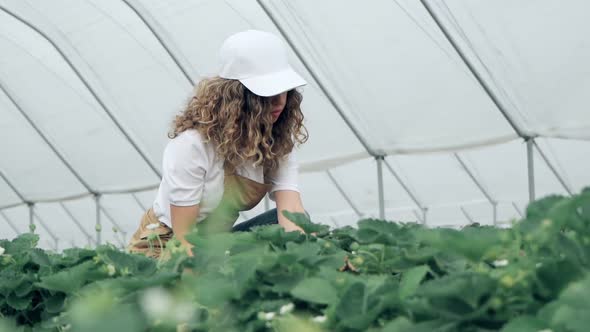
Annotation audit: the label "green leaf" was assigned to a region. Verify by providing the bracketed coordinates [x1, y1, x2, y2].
[399, 265, 429, 299]
[268, 270, 305, 293]
[5, 233, 39, 255]
[281, 211, 327, 234]
[417, 227, 506, 262]
[354, 219, 399, 244]
[58, 247, 96, 266]
[7, 292, 30, 310]
[283, 242, 322, 268]
[290, 277, 338, 305]
[14, 278, 34, 297]
[44, 292, 66, 314]
[0, 270, 26, 294]
[536, 258, 584, 299]
[273, 313, 324, 332]
[191, 272, 237, 307]
[525, 195, 565, 222]
[98, 246, 156, 276]
[335, 282, 381, 330]
[417, 272, 495, 310]
[381, 317, 413, 332]
[70, 300, 145, 332]
[539, 274, 590, 332]
[0, 317, 23, 332]
[228, 253, 262, 295]
[29, 248, 52, 267]
[36, 260, 98, 293]
[312, 252, 347, 271]
[500, 316, 546, 332]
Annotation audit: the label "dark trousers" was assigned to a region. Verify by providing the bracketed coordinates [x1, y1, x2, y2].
[231, 208, 279, 232]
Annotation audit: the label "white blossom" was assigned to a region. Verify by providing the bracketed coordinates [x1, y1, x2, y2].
[258, 312, 276, 321]
[225, 250, 231, 256]
[141, 287, 173, 318]
[106, 264, 116, 276]
[312, 315, 327, 323]
[493, 259, 509, 267]
[140, 287, 193, 323]
[146, 223, 159, 230]
[279, 303, 294, 315]
[0, 246, 5, 256]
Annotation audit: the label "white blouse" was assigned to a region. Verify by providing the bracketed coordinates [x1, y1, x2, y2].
[153, 129, 299, 227]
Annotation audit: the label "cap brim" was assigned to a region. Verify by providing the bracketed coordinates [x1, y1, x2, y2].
[240, 67, 307, 97]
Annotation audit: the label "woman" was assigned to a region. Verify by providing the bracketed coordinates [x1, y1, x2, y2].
[128, 30, 309, 258]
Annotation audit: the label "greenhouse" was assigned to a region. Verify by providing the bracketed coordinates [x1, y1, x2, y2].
[1, 0, 587, 249]
[0, 1, 589, 330]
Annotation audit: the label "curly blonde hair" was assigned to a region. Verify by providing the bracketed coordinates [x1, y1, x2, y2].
[169, 77, 308, 175]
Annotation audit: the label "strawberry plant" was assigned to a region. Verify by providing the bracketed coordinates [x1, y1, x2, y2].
[0, 188, 589, 331]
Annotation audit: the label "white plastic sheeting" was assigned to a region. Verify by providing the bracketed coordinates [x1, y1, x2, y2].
[0, 0, 588, 250]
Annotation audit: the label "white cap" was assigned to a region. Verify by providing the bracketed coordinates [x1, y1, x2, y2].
[218, 30, 307, 97]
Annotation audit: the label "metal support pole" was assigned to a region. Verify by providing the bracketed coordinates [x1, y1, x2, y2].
[0, 169, 34, 230]
[412, 210, 424, 224]
[0, 5, 161, 179]
[0, 84, 94, 191]
[383, 159, 427, 224]
[257, 0, 379, 157]
[0, 186, 158, 211]
[533, 141, 573, 195]
[121, 0, 197, 86]
[376, 156, 385, 219]
[28, 203, 35, 231]
[492, 202, 498, 226]
[326, 170, 363, 217]
[0, 202, 24, 211]
[527, 139, 535, 203]
[454, 154, 498, 225]
[132, 193, 147, 211]
[95, 194, 101, 246]
[423, 208, 428, 225]
[99, 206, 126, 247]
[512, 202, 524, 218]
[33, 212, 58, 247]
[60, 202, 95, 245]
[329, 216, 340, 228]
[419, 0, 529, 139]
[460, 206, 476, 224]
[121, 232, 128, 246]
[420, 0, 545, 211]
[0, 210, 21, 235]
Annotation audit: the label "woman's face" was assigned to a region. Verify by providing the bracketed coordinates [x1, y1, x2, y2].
[269, 92, 288, 123]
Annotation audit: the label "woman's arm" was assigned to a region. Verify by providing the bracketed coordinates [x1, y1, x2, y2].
[170, 204, 200, 256]
[274, 190, 306, 233]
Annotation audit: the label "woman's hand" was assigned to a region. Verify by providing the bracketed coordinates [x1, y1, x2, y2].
[170, 204, 200, 257]
[274, 191, 306, 233]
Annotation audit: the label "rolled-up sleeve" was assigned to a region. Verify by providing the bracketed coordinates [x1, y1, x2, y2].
[162, 133, 208, 206]
[267, 150, 300, 201]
